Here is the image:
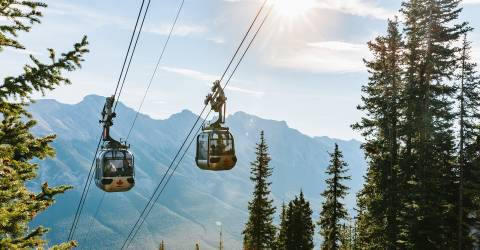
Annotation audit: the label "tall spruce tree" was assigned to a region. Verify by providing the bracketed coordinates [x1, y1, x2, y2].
[243, 131, 276, 250]
[276, 202, 287, 250]
[319, 144, 350, 250]
[338, 219, 354, 250]
[352, 18, 403, 249]
[278, 191, 314, 250]
[399, 0, 469, 247]
[0, 1, 88, 249]
[456, 32, 480, 248]
[159, 240, 166, 250]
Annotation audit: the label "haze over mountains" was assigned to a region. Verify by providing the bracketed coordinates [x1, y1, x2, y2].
[28, 95, 366, 249]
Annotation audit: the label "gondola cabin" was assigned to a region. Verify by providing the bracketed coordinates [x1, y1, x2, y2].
[196, 128, 237, 170]
[95, 148, 135, 192]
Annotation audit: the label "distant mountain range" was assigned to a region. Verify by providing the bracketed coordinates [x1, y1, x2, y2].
[28, 95, 367, 249]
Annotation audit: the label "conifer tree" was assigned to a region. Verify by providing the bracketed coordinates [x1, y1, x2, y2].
[352, 18, 403, 249]
[319, 144, 350, 250]
[159, 240, 165, 250]
[338, 221, 354, 250]
[279, 192, 314, 250]
[399, 0, 469, 247]
[276, 202, 287, 250]
[0, 1, 88, 249]
[456, 32, 480, 249]
[243, 131, 276, 250]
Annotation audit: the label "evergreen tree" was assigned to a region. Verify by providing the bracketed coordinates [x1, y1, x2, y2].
[276, 202, 287, 250]
[456, 32, 480, 248]
[243, 131, 276, 250]
[319, 144, 350, 250]
[219, 224, 224, 250]
[399, 0, 469, 247]
[280, 191, 314, 250]
[0, 1, 88, 249]
[352, 18, 403, 249]
[355, 0, 473, 248]
[159, 240, 166, 250]
[338, 220, 354, 250]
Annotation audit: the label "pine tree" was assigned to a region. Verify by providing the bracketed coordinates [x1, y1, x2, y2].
[319, 144, 350, 250]
[352, 18, 403, 249]
[456, 32, 480, 249]
[280, 191, 314, 250]
[338, 220, 354, 250]
[0, 1, 88, 249]
[276, 202, 287, 250]
[219, 224, 224, 250]
[296, 191, 314, 250]
[159, 240, 166, 250]
[243, 131, 276, 250]
[399, 0, 469, 247]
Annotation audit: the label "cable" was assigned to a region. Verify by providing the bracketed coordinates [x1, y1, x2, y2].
[218, 0, 269, 82]
[113, 0, 147, 99]
[114, 0, 154, 112]
[120, 2, 274, 248]
[125, 0, 268, 140]
[120, 1, 272, 246]
[126, 0, 186, 141]
[82, 192, 107, 248]
[68, 0, 149, 241]
[75, 0, 183, 245]
[67, 135, 102, 241]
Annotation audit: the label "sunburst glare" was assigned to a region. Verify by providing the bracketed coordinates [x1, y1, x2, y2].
[272, 0, 316, 19]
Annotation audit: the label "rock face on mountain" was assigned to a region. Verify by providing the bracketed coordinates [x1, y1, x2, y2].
[28, 95, 366, 249]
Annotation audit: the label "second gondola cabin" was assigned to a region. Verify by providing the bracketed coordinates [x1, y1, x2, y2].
[196, 128, 237, 170]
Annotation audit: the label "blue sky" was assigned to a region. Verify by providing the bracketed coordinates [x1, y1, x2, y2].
[2, 0, 480, 140]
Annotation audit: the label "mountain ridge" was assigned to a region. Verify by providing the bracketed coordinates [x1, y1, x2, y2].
[28, 95, 366, 249]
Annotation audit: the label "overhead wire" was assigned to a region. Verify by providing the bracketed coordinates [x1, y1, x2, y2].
[67, 135, 102, 241]
[76, 0, 186, 244]
[120, 1, 274, 249]
[83, 192, 107, 248]
[126, 0, 186, 141]
[67, 0, 149, 241]
[114, 0, 154, 112]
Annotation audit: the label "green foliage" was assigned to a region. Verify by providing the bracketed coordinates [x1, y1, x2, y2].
[352, 19, 403, 249]
[338, 219, 355, 250]
[354, 0, 480, 248]
[319, 144, 350, 250]
[0, 0, 88, 249]
[159, 240, 165, 250]
[457, 32, 480, 248]
[243, 131, 276, 250]
[276, 191, 314, 250]
[0, 0, 46, 50]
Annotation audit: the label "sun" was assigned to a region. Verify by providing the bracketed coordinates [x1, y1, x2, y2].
[272, 0, 316, 19]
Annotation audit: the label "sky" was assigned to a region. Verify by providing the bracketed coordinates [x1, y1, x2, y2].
[2, 0, 480, 140]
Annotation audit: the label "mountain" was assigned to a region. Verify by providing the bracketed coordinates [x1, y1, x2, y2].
[28, 95, 366, 249]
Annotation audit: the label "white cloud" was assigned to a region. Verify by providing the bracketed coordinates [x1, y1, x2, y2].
[224, 0, 394, 20]
[463, 0, 480, 4]
[268, 41, 369, 73]
[160, 66, 264, 97]
[145, 24, 207, 37]
[47, 1, 207, 38]
[207, 37, 226, 44]
[314, 0, 396, 20]
[45, 2, 129, 28]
